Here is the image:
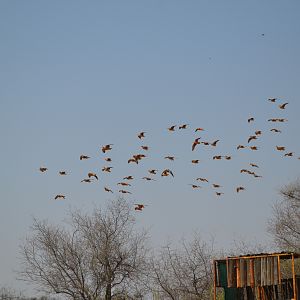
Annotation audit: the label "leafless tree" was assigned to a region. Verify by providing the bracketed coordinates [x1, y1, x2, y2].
[19, 198, 149, 300]
[268, 179, 300, 252]
[149, 234, 214, 300]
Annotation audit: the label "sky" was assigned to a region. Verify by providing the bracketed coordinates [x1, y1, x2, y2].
[0, 0, 300, 294]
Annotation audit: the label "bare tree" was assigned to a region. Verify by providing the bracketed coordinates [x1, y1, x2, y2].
[149, 234, 214, 300]
[268, 179, 300, 252]
[19, 198, 149, 300]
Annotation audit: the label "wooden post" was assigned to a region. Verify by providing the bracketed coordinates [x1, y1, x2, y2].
[292, 254, 297, 300]
[213, 260, 217, 300]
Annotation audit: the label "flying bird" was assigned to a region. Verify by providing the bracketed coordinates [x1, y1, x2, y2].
[284, 152, 293, 157]
[276, 146, 285, 151]
[138, 132, 146, 139]
[161, 169, 174, 177]
[104, 187, 113, 193]
[210, 140, 219, 147]
[255, 130, 262, 136]
[80, 155, 90, 160]
[212, 184, 221, 188]
[224, 156, 232, 160]
[104, 157, 112, 162]
[277, 118, 287, 122]
[268, 98, 277, 102]
[195, 127, 205, 132]
[81, 178, 93, 183]
[179, 124, 188, 129]
[39, 167, 48, 172]
[164, 156, 175, 161]
[59, 171, 67, 175]
[248, 135, 257, 143]
[270, 128, 281, 133]
[141, 146, 149, 151]
[148, 169, 158, 175]
[237, 145, 246, 150]
[213, 156, 222, 160]
[192, 138, 201, 151]
[123, 175, 134, 180]
[248, 117, 254, 123]
[134, 204, 146, 211]
[142, 177, 156, 181]
[236, 186, 245, 193]
[117, 182, 131, 186]
[196, 177, 209, 182]
[102, 166, 113, 172]
[216, 192, 224, 196]
[191, 159, 200, 164]
[54, 194, 65, 200]
[102, 144, 113, 153]
[201, 141, 210, 146]
[128, 158, 138, 164]
[250, 163, 259, 168]
[278, 103, 288, 109]
[119, 190, 132, 194]
[88, 172, 98, 180]
[189, 184, 201, 189]
[249, 146, 258, 150]
[168, 125, 176, 132]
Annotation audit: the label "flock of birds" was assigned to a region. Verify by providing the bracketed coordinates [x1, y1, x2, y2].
[39, 98, 298, 211]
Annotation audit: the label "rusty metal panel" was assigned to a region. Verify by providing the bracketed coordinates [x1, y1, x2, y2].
[254, 257, 261, 286]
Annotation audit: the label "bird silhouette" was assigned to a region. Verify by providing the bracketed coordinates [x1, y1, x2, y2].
[236, 186, 245, 193]
[216, 192, 224, 196]
[59, 171, 67, 175]
[128, 158, 138, 164]
[213, 156, 222, 160]
[104, 157, 112, 162]
[192, 138, 201, 151]
[164, 156, 175, 161]
[255, 130, 262, 136]
[196, 177, 209, 182]
[278, 103, 288, 109]
[88, 172, 98, 180]
[248, 135, 257, 143]
[195, 127, 205, 132]
[276, 146, 285, 151]
[55, 194, 65, 200]
[250, 163, 259, 168]
[191, 159, 200, 164]
[119, 190, 132, 194]
[248, 117, 254, 123]
[179, 124, 188, 129]
[80, 155, 90, 160]
[142, 177, 156, 181]
[270, 128, 281, 133]
[141, 146, 149, 151]
[237, 145, 246, 150]
[210, 140, 219, 147]
[102, 144, 113, 153]
[212, 184, 221, 188]
[189, 184, 201, 189]
[104, 187, 113, 193]
[249, 146, 258, 150]
[268, 98, 277, 102]
[161, 169, 174, 177]
[168, 125, 176, 132]
[138, 132, 146, 139]
[134, 204, 146, 211]
[123, 175, 134, 180]
[284, 152, 293, 157]
[81, 179, 93, 183]
[102, 166, 113, 172]
[224, 156, 232, 160]
[117, 182, 131, 186]
[39, 167, 48, 172]
[278, 118, 287, 122]
[201, 141, 210, 146]
[148, 169, 158, 175]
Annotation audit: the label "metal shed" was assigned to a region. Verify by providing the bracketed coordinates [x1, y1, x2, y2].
[213, 252, 300, 300]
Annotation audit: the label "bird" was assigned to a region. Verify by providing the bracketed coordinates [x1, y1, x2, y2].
[236, 186, 245, 193]
[215, 192, 224, 196]
[54, 194, 65, 200]
[141, 146, 149, 151]
[148, 169, 158, 175]
[102, 144, 113, 153]
[212, 184, 221, 188]
[196, 177, 209, 182]
[237, 145, 246, 150]
[279, 103, 288, 109]
[179, 124, 188, 129]
[248, 117, 254, 123]
[133, 154, 146, 162]
[161, 169, 174, 177]
[276, 146, 285, 151]
[250, 163, 259, 168]
[104, 157, 112, 162]
[270, 128, 281, 133]
[224, 156, 232, 160]
[81, 178, 92, 183]
[278, 118, 287, 122]
[142, 177, 156, 181]
[195, 127, 205, 132]
[248, 136, 257, 143]
[138, 132, 146, 139]
[253, 173, 263, 178]
[268, 118, 278, 122]
[102, 166, 113, 172]
[59, 171, 67, 175]
[284, 152, 293, 157]
[164, 156, 175, 161]
[192, 138, 201, 151]
[88, 172, 98, 180]
[39, 167, 48, 172]
[123, 175, 134, 180]
[240, 169, 251, 174]
[268, 98, 277, 102]
[128, 158, 138, 164]
[255, 130, 262, 136]
[119, 190, 132, 194]
[191, 159, 200, 164]
[213, 156, 222, 160]
[117, 182, 131, 186]
[201, 141, 210, 146]
[189, 184, 201, 189]
[104, 187, 113, 193]
[168, 125, 176, 132]
[80, 155, 90, 160]
[134, 204, 146, 211]
[249, 146, 258, 150]
[211, 140, 219, 147]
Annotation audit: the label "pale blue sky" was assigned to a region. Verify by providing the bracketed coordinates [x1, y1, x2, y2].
[0, 0, 300, 294]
